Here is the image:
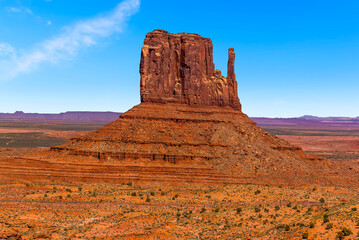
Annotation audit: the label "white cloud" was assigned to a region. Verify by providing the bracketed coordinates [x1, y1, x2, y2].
[0, 0, 140, 81]
[7, 6, 33, 15]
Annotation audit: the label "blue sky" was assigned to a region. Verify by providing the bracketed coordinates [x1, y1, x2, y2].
[0, 0, 358, 117]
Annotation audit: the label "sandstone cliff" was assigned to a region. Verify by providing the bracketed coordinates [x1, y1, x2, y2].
[140, 29, 241, 110]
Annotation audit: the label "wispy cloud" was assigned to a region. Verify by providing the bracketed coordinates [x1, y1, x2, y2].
[7, 6, 33, 15]
[0, 0, 140, 81]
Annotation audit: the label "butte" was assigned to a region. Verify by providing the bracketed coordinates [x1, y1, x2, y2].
[0, 29, 356, 187]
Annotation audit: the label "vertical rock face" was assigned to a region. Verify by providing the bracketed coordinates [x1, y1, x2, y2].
[140, 29, 241, 110]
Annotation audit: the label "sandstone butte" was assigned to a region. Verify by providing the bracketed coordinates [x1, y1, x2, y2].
[0, 29, 358, 187]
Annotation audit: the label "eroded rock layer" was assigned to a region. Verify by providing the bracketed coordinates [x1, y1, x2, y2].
[140, 29, 241, 110]
[1, 103, 355, 187]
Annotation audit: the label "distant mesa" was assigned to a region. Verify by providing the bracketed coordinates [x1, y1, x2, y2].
[0, 111, 121, 122]
[0, 29, 356, 187]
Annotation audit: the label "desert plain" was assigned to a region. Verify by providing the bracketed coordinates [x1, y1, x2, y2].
[0, 115, 358, 239]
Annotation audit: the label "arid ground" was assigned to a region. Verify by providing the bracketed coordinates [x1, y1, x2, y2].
[0, 116, 358, 239]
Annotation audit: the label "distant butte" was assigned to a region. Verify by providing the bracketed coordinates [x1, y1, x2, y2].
[0, 29, 357, 187]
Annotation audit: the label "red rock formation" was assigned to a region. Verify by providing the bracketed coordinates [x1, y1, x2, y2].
[0, 29, 354, 187]
[140, 29, 241, 110]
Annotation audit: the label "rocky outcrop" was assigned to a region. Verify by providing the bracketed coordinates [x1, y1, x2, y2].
[0, 29, 349, 187]
[140, 29, 241, 110]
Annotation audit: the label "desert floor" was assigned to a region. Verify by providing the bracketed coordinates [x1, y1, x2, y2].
[0, 119, 358, 239]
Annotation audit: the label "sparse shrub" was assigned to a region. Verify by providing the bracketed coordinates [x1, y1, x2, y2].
[258, 214, 262, 218]
[264, 208, 269, 212]
[307, 207, 312, 212]
[131, 192, 137, 197]
[161, 191, 165, 196]
[67, 194, 71, 198]
[275, 206, 280, 211]
[146, 196, 150, 202]
[65, 188, 72, 193]
[200, 207, 206, 213]
[127, 182, 132, 187]
[78, 187, 82, 192]
[214, 208, 220, 212]
[286, 202, 292, 207]
[297, 222, 305, 227]
[326, 222, 333, 229]
[150, 191, 155, 196]
[59, 195, 63, 199]
[236, 208, 242, 214]
[176, 213, 181, 217]
[309, 222, 315, 228]
[292, 205, 298, 210]
[323, 214, 329, 223]
[351, 207, 357, 211]
[302, 232, 309, 239]
[284, 224, 290, 231]
[44, 194, 47, 197]
[341, 227, 352, 236]
[319, 197, 325, 203]
[25, 183, 30, 187]
[254, 190, 261, 195]
[254, 207, 261, 213]
[336, 231, 344, 240]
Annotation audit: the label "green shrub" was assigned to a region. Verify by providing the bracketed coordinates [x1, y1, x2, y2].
[319, 198, 325, 203]
[275, 206, 280, 211]
[254, 190, 261, 195]
[323, 214, 329, 223]
[309, 222, 315, 228]
[286, 202, 292, 207]
[341, 227, 352, 236]
[326, 222, 333, 229]
[236, 208, 242, 214]
[302, 232, 309, 239]
[284, 225, 290, 231]
[131, 192, 137, 196]
[254, 207, 261, 213]
[214, 208, 220, 212]
[351, 207, 357, 211]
